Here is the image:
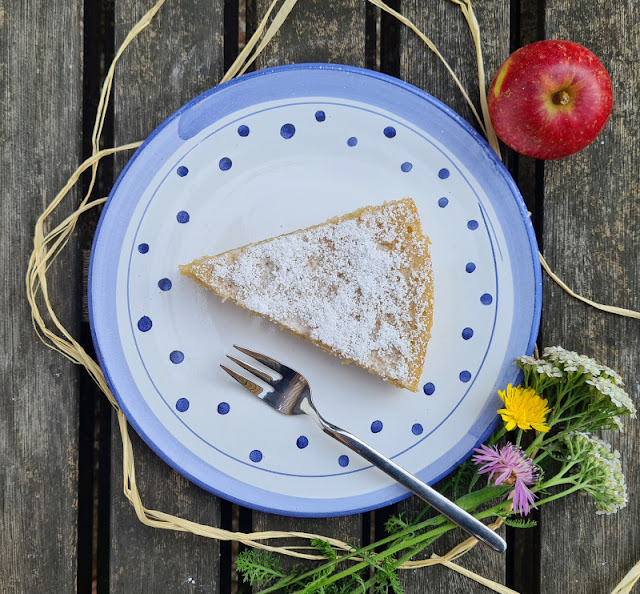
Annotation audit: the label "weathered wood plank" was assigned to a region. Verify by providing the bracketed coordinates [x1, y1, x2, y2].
[254, 0, 368, 69]
[400, 0, 509, 136]
[540, 2, 640, 593]
[109, 1, 225, 592]
[397, 1, 511, 591]
[249, 0, 369, 580]
[0, 1, 83, 592]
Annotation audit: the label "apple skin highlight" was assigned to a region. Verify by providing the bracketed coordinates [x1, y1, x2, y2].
[488, 40, 613, 160]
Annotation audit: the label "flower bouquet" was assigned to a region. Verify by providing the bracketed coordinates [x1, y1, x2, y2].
[236, 346, 636, 592]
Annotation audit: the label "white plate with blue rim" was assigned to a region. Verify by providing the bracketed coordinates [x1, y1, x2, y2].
[89, 64, 541, 517]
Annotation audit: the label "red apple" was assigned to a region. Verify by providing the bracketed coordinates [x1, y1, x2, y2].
[488, 40, 613, 160]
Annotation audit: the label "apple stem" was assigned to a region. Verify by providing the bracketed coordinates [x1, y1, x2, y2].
[553, 90, 571, 106]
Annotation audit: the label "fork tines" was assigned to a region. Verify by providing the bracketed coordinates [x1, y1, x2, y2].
[220, 345, 280, 398]
[232, 345, 282, 373]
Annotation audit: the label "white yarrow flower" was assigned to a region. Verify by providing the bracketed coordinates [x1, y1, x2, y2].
[587, 377, 636, 416]
[564, 432, 628, 515]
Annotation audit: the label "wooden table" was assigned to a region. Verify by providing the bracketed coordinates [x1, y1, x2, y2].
[2, 0, 638, 592]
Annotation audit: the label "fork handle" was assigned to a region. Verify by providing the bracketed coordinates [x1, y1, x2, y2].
[317, 417, 507, 553]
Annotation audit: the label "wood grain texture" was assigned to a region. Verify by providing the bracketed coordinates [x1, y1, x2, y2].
[248, 0, 368, 581]
[540, 2, 640, 593]
[109, 428, 223, 593]
[397, 1, 511, 591]
[254, 0, 367, 68]
[0, 1, 83, 592]
[400, 0, 510, 136]
[109, 1, 225, 592]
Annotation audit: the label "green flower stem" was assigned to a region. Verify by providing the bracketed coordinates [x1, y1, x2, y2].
[358, 506, 509, 592]
[524, 430, 547, 457]
[537, 475, 578, 491]
[394, 505, 506, 567]
[515, 428, 523, 447]
[300, 523, 459, 593]
[256, 489, 506, 593]
[554, 411, 593, 423]
[296, 504, 509, 594]
[256, 515, 450, 593]
[535, 483, 584, 506]
[488, 426, 507, 445]
[299, 504, 506, 594]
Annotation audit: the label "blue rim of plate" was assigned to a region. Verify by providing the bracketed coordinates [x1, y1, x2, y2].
[89, 63, 542, 517]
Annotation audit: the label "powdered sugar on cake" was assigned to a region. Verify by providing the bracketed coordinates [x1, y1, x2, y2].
[187, 201, 432, 383]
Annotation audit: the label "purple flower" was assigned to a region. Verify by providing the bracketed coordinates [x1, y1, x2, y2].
[472, 443, 539, 516]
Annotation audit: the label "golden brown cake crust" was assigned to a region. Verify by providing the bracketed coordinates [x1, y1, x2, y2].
[180, 199, 433, 392]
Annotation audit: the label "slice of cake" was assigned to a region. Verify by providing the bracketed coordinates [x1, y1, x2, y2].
[179, 198, 433, 391]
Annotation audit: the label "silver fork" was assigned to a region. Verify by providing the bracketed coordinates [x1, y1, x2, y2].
[221, 345, 507, 553]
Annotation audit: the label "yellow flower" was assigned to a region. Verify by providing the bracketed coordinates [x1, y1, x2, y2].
[497, 383, 551, 432]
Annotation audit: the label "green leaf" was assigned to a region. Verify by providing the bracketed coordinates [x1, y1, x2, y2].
[503, 517, 538, 529]
[382, 558, 404, 594]
[384, 512, 413, 536]
[455, 485, 507, 511]
[236, 549, 285, 587]
[312, 538, 338, 562]
[351, 573, 367, 593]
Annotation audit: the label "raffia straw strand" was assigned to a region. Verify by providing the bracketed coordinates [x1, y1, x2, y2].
[367, 0, 487, 136]
[540, 253, 640, 319]
[431, 557, 519, 594]
[448, 0, 501, 157]
[24, 0, 639, 591]
[234, 0, 301, 80]
[396, 519, 520, 594]
[92, 0, 166, 154]
[221, 0, 285, 82]
[611, 559, 640, 594]
[399, 518, 503, 568]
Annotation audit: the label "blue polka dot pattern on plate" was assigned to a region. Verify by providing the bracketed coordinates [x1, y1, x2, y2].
[158, 278, 172, 291]
[371, 420, 383, 433]
[412, 423, 423, 436]
[176, 211, 190, 223]
[481, 293, 493, 305]
[423, 382, 435, 396]
[296, 436, 309, 449]
[217, 402, 230, 415]
[219, 157, 232, 171]
[280, 123, 295, 139]
[175, 398, 189, 412]
[177, 166, 189, 177]
[383, 126, 396, 138]
[138, 243, 149, 254]
[347, 136, 358, 147]
[462, 327, 474, 340]
[315, 110, 326, 122]
[438, 168, 450, 179]
[237, 124, 250, 137]
[459, 370, 472, 383]
[250, 450, 263, 463]
[467, 219, 479, 230]
[438, 197, 449, 208]
[401, 162, 413, 172]
[137, 316, 152, 332]
[466, 262, 476, 273]
[170, 350, 184, 364]
[338, 455, 349, 467]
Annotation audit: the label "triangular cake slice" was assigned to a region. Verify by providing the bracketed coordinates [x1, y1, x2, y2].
[179, 198, 434, 391]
